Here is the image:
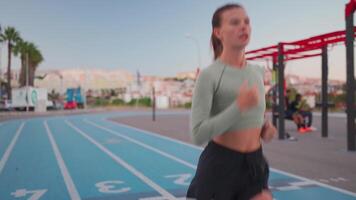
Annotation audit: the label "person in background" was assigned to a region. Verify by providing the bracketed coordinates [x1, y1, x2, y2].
[296, 94, 314, 129]
[287, 93, 312, 133]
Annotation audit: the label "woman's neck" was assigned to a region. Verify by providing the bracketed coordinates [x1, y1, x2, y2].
[219, 49, 246, 68]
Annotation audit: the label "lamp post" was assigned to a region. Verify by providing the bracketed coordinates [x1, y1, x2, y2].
[185, 34, 201, 69]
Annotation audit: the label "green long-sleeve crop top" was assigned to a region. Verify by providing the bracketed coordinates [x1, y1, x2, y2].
[190, 59, 266, 145]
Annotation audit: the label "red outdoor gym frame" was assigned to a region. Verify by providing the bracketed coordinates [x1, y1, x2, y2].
[245, 0, 356, 151]
[245, 28, 356, 63]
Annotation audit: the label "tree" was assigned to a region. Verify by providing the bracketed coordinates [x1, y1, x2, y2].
[0, 27, 21, 99]
[13, 40, 43, 87]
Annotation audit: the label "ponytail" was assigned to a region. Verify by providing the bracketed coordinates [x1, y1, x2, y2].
[211, 3, 243, 60]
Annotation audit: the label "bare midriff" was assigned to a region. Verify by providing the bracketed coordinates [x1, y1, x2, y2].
[212, 127, 262, 153]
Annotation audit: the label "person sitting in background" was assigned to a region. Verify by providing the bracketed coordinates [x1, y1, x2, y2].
[285, 92, 310, 133]
[295, 94, 314, 130]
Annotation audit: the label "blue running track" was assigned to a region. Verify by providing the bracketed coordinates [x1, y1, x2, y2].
[0, 111, 355, 200]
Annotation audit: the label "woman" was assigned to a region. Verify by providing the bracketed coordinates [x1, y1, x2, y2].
[187, 3, 276, 200]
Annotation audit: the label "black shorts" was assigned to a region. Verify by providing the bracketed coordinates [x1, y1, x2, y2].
[186, 141, 269, 200]
[285, 110, 295, 120]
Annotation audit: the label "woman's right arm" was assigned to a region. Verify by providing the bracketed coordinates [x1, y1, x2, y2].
[190, 69, 243, 145]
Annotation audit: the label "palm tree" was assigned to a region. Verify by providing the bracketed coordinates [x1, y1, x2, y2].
[13, 40, 43, 87]
[0, 27, 21, 100]
[27, 45, 43, 86]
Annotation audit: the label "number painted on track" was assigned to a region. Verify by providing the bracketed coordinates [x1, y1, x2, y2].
[95, 180, 131, 193]
[11, 189, 47, 200]
[164, 173, 192, 186]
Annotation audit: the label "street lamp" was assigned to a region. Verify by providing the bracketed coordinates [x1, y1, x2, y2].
[185, 34, 201, 68]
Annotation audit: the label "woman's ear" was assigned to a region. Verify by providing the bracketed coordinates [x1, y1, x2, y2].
[213, 28, 222, 41]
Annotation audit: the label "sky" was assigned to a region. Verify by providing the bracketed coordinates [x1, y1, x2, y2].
[0, 0, 354, 80]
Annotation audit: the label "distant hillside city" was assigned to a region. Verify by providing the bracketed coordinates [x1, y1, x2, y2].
[0, 66, 345, 109]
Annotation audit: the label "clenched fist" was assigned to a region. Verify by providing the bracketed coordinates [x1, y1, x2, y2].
[236, 80, 259, 112]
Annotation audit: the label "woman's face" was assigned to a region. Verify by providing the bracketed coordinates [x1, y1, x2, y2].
[215, 7, 251, 50]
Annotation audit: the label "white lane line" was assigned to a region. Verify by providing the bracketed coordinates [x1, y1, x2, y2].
[103, 117, 356, 197]
[0, 122, 25, 175]
[103, 118, 202, 151]
[44, 120, 81, 200]
[65, 120, 177, 200]
[84, 119, 197, 170]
